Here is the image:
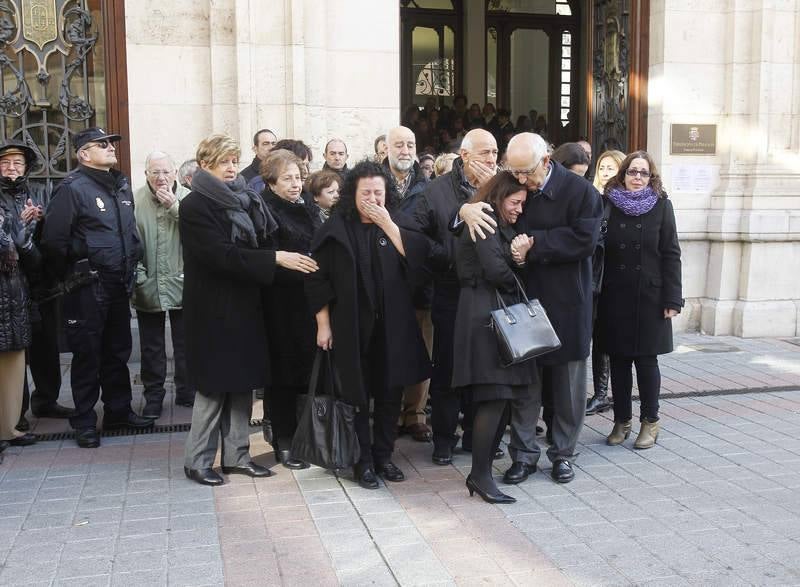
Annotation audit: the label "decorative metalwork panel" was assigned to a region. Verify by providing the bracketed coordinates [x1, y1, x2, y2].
[592, 0, 629, 153]
[0, 0, 103, 181]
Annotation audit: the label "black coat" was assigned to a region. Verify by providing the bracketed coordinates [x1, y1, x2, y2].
[452, 220, 538, 388]
[261, 189, 322, 388]
[305, 211, 431, 408]
[598, 197, 682, 357]
[516, 160, 603, 365]
[241, 157, 262, 183]
[179, 191, 277, 394]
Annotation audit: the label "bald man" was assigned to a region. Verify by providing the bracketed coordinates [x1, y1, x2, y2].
[458, 132, 602, 485]
[413, 128, 498, 465]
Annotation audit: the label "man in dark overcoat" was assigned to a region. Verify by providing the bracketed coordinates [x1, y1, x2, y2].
[459, 132, 603, 484]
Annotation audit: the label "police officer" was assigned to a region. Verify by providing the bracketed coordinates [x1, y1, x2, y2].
[41, 127, 153, 448]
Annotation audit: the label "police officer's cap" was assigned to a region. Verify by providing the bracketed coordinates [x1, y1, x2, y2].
[73, 127, 122, 151]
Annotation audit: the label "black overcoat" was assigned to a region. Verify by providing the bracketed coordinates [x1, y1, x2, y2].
[261, 189, 322, 388]
[452, 220, 538, 388]
[598, 197, 682, 357]
[179, 191, 277, 394]
[516, 160, 603, 365]
[305, 211, 431, 409]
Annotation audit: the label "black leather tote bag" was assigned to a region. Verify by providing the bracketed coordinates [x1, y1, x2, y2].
[291, 350, 360, 470]
[491, 274, 561, 366]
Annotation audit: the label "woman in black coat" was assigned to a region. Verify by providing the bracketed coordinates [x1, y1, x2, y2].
[306, 160, 430, 490]
[452, 172, 537, 504]
[259, 149, 322, 469]
[180, 134, 318, 486]
[598, 150, 682, 450]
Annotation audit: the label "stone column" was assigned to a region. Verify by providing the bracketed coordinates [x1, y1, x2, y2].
[463, 0, 486, 105]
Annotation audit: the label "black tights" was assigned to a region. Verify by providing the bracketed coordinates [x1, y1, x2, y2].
[469, 399, 509, 490]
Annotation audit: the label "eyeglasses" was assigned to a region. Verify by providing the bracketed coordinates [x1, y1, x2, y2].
[507, 158, 542, 179]
[85, 139, 113, 150]
[146, 170, 175, 177]
[0, 160, 25, 168]
[626, 168, 651, 179]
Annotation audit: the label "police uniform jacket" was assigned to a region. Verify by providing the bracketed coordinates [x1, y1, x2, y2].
[40, 165, 141, 293]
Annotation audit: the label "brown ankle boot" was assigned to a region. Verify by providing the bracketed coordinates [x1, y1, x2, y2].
[634, 420, 660, 449]
[606, 421, 631, 445]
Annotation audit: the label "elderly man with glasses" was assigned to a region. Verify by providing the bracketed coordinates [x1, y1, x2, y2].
[457, 132, 603, 485]
[132, 151, 195, 419]
[41, 127, 153, 448]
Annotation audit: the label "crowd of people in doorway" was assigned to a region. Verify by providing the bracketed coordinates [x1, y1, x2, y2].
[0, 95, 682, 503]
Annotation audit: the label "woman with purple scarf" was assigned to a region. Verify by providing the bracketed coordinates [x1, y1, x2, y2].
[597, 151, 683, 450]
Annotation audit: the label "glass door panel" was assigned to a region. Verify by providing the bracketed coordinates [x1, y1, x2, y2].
[412, 25, 455, 108]
[509, 28, 549, 135]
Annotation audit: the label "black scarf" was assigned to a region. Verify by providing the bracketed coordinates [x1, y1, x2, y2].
[191, 169, 275, 248]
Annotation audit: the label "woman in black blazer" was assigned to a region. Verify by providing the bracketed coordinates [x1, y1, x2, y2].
[598, 150, 682, 450]
[452, 172, 537, 504]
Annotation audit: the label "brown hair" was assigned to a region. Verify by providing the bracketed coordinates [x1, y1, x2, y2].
[470, 171, 528, 223]
[306, 169, 341, 198]
[605, 150, 665, 197]
[260, 149, 303, 185]
[195, 134, 240, 170]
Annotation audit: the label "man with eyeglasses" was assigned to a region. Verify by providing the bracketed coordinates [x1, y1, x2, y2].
[241, 128, 278, 182]
[41, 127, 153, 448]
[0, 141, 75, 431]
[458, 132, 603, 485]
[131, 151, 194, 420]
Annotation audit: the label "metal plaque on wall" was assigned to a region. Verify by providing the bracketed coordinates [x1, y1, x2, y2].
[670, 124, 717, 155]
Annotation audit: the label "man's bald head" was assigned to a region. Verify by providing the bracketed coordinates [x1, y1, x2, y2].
[506, 133, 550, 190]
[459, 129, 498, 186]
[386, 126, 416, 177]
[460, 128, 496, 154]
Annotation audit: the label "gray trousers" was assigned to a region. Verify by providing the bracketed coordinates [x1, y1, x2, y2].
[510, 359, 586, 465]
[184, 390, 252, 470]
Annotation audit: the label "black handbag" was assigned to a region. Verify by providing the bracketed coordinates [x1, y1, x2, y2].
[491, 274, 561, 366]
[291, 350, 361, 470]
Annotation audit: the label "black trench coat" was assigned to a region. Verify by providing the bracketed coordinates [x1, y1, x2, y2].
[451, 221, 538, 389]
[179, 191, 277, 394]
[597, 196, 682, 357]
[305, 211, 431, 409]
[516, 160, 604, 366]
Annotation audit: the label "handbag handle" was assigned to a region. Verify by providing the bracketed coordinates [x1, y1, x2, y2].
[494, 274, 536, 325]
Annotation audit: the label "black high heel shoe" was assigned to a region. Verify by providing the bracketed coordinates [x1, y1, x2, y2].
[466, 475, 516, 504]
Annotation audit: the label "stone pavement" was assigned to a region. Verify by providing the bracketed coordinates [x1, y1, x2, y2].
[6, 386, 800, 585]
[5, 333, 800, 585]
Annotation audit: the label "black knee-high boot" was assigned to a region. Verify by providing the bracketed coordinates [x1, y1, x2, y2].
[586, 348, 611, 415]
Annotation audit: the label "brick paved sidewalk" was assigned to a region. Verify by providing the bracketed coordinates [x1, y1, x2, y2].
[4, 388, 800, 585]
[21, 333, 800, 439]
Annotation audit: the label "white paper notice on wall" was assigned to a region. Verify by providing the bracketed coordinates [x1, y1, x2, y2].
[671, 164, 718, 193]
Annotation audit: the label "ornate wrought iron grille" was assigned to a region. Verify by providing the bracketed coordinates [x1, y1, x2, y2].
[592, 0, 630, 153]
[0, 0, 104, 182]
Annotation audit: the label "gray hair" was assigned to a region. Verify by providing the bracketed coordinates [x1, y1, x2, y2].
[178, 159, 198, 185]
[145, 150, 176, 170]
[507, 132, 549, 163]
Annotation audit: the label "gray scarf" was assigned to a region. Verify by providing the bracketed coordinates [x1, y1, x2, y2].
[191, 169, 275, 247]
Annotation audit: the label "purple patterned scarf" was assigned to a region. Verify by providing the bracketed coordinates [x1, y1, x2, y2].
[606, 186, 659, 217]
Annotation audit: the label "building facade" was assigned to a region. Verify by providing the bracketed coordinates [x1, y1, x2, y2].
[0, 0, 798, 337]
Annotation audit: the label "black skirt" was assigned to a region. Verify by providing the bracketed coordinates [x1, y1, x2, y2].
[462, 383, 533, 404]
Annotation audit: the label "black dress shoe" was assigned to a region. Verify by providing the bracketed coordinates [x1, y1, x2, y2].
[355, 465, 379, 490]
[503, 462, 536, 484]
[222, 462, 274, 477]
[431, 445, 452, 465]
[184, 466, 224, 486]
[15, 416, 30, 432]
[276, 448, 310, 470]
[32, 403, 75, 419]
[141, 402, 162, 419]
[585, 394, 612, 416]
[75, 427, 101, 448]
[494, 447, 505, 460]
[103, 412, 155, 430]
[9, 433, 37, 446]
[466, 475, 516, 504]
[551, 459, 575, 484]
[375, 461, 405, 482]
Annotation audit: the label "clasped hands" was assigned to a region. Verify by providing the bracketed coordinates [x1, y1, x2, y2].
[510, 234, 534, 265]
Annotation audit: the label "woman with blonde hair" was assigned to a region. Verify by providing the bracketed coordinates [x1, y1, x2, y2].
[433, 152, 457, 177]
[586, 149, 626, 417]
[180, 134, 318, 486]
